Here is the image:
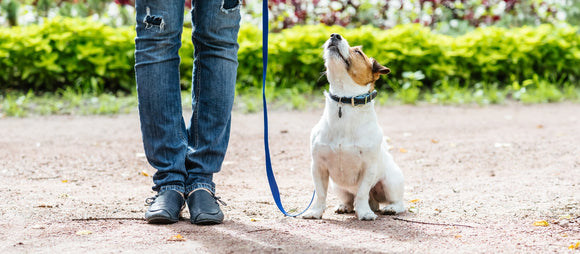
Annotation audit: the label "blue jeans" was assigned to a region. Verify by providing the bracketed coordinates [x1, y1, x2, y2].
[134, 0, 241, 194]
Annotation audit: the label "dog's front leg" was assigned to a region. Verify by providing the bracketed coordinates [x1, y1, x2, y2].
[302, 161, 328, 219]
[354, 168, 379, 221]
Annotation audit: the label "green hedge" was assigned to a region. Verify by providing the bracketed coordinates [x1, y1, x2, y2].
[1, 17, 579, 94]
[257, 24, 580, 90]
[0, 17, 136, 93]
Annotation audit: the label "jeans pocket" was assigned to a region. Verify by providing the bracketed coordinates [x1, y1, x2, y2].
[222, 0, 241, 12]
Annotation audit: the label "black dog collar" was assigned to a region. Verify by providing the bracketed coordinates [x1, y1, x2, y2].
[327, 90, 378, 118]
[328, 90, 378, 106]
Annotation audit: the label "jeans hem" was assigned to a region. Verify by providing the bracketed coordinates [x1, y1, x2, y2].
[159, 185, 185, 194]
[186, 183, 215, 195]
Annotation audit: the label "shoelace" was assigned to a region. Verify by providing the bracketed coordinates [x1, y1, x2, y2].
[211, 193, 228, 206]
[144, 196, 157, 206]
[145, 192, 227, 206]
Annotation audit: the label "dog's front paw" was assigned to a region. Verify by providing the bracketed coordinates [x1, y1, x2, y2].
[335, 204, 354, 214]
[356, 210, 378, 221]
[302, 209, 324, 219]
[381, 202, 405, 215]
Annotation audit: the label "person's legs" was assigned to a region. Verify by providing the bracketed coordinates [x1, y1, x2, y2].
[185, 0, 241, 225]
[135, 0, 187, 223]
[135, 0, 187, 194]
[185, 0, 241, 195]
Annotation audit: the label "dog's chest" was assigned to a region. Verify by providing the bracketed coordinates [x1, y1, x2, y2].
[313, 143, 373, 186]
[311, 107, 383, 186]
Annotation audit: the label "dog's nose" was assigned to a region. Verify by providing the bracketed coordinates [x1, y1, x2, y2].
[330, 33, 342, 40]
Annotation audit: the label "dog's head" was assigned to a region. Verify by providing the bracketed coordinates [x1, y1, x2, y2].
[323, 34, 390, 93]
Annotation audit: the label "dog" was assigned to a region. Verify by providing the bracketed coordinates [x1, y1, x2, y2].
[302, 33, 405, 221]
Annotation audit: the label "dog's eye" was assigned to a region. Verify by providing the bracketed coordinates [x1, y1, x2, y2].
[354, 49, 363, 56]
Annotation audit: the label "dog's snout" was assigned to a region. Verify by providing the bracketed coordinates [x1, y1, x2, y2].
[330, 33, 342, 41]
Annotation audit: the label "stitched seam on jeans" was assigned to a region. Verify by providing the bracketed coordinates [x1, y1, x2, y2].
[187, 183, 215, 195]
[190, 3, 199, 150]
[159, 185, 185, 194]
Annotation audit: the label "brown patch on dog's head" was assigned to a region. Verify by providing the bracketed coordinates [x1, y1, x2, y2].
[346, 46, 391, 90]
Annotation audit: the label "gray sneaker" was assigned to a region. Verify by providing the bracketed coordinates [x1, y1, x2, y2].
[145, 190, 185, 224]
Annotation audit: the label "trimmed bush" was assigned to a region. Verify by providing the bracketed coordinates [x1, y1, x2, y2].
[1, 17, 579, 94]
[0, 17, 136, 93]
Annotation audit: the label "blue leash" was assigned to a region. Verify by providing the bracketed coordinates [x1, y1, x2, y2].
[261, 0, 315, 217]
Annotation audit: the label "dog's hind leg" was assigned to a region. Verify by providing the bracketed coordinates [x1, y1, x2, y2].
[334, 184, 355, 214]
[369, 196, 380, 212]
[379, 152, 406, 215]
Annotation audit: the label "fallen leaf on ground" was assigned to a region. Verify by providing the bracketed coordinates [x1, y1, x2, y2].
[399, 148, 408, 153]
[139, 171, 150, 177]
[431, 139, 439, 144]
[533, 220, 549, 226]
[61, 180, 68, 183]
[408, 206, 418, 213]
[409, 199, 421, 203]
[168, 234, 186, 241]
[559, 214, 572, 220]
[454, 234, 462, 238]
[76, 230, 92, 235]
[569, 242, 579, 250]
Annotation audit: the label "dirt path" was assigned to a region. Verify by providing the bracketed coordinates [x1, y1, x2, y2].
[1, 103, 579, 253]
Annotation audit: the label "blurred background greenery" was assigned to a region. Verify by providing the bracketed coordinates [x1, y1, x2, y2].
[2, 0, 579, 31]
[1, 0, 579, 116]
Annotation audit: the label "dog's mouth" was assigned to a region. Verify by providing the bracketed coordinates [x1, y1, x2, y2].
[325, 40, 351, 69]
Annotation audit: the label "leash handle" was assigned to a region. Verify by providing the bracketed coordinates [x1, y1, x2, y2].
[262, 0, 315, 217]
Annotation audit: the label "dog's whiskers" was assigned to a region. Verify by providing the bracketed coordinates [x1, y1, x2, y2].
[317, 71, 327, 82]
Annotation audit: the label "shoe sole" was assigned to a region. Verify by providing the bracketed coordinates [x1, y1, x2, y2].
[146, 215, 179, 224]
[190, 213, 224, 225]
[191, 219, 222, 225]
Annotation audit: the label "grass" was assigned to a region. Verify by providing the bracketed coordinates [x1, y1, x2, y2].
[0, 88, 138, 117]
[1, 81, 579, 117]
[383, 74, 580, 106]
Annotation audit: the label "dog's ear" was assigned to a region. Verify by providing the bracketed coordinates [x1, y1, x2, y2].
[372, 59, 390, 75]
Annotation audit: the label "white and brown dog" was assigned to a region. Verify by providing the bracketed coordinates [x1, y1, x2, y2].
[303, 34, 405, 221]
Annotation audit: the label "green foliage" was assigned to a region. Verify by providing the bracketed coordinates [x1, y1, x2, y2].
[1, 17, 580, 103]
[237, 23, 580, 96]
[1, 90, 33, 117]
[0, 0, 19, 26]
[0, 17, 136, 94]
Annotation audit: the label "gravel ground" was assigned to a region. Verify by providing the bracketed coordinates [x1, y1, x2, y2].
[0, 103, 579, 253]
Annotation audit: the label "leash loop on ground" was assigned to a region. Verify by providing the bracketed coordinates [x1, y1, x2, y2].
[261, 0, 315, 217]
